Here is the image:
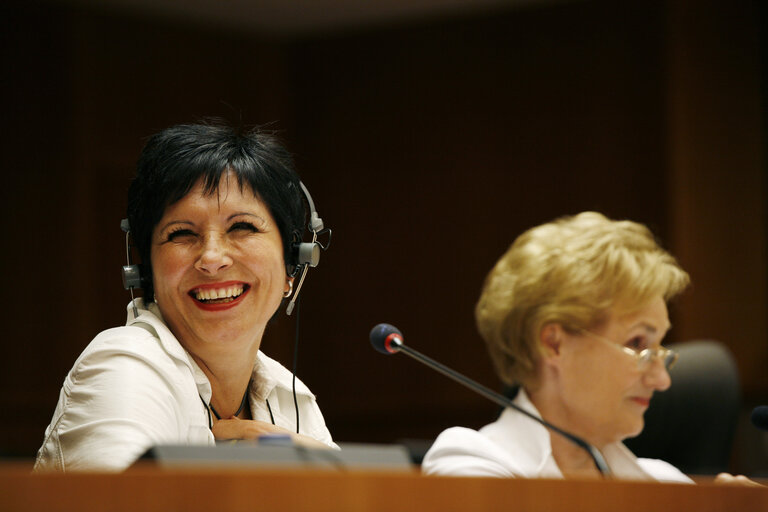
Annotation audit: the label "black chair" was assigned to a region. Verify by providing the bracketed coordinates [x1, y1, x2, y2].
[623, 340, 741, 475]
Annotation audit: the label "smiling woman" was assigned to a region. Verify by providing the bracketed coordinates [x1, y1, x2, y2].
[150, 177, 290, 373]
[34, 122, 336, 472]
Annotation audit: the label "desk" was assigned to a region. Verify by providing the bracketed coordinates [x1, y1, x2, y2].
[1, 465, 766, 511]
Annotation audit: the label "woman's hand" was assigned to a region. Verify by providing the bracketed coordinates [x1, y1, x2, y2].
[714, 473, 763, 487]
[211, 417, 330, 449]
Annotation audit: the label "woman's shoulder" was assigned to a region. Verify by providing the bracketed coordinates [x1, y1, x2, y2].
[636, 457, 694, 483]
[80, 324, 167, 359]
[57, 323, 200, 439]
[68, 323, 186, 385]
[36, 324, 202, 472]
[422, 426, 519, 477]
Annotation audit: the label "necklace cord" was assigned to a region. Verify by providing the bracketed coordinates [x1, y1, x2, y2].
[205, 381, 250, 421]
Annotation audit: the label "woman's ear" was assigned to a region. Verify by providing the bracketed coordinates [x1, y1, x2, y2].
[540, 323, 563, 358]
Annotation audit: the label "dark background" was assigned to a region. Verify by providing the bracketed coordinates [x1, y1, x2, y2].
[2, 0, 767, 475]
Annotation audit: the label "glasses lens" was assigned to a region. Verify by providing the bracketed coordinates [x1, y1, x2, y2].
[637, 349, 677, 370]
[664, 350, 678, 370]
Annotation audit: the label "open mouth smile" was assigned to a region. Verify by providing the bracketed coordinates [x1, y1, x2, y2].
[188, 282, 250, 309]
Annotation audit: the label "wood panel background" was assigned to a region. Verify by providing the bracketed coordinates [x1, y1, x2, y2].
[1, 0, 765, 474]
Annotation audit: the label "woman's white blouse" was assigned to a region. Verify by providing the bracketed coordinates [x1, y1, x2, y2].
[35, 300, 335, 472]
[422, 389, 692, 483]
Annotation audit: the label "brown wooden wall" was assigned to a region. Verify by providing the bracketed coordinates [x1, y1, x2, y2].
[1, 0, 765, 471]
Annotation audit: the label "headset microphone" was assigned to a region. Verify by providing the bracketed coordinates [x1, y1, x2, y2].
[369, 323, 612, 477]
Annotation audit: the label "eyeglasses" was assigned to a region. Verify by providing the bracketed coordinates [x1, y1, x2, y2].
[577, 329, 678, 371]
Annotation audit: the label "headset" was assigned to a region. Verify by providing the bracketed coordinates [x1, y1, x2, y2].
[121, 180, 331, 317]
[285, 181, 331, 315]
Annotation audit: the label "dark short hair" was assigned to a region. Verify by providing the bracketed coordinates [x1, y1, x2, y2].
[127, 122, 305, 302]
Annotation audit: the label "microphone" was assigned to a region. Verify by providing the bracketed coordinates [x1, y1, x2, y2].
[751, 406, 768, 431]
[369, 323, 612, 477]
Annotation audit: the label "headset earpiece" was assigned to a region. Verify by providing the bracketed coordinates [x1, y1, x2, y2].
[295, 241, 321, 268]
[120, 219, 142, 290]
[290, 181, 327, 269]
[285, 181, 331, 315]
[120, 219, 141, 317]
[122, 264, 142, 290]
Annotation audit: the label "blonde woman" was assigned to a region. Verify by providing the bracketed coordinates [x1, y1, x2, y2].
[423, 212, 691, 481]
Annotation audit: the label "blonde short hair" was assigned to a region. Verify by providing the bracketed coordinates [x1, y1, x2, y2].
[475, 212, 690, 389]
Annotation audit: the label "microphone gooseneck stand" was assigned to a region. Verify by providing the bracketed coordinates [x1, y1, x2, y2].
[369, 323, 612, 478]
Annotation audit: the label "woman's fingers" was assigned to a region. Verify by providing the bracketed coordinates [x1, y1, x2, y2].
[211, 417, 330, 449]
[714, 473, 763, 487]
[212, 418, 293, 440]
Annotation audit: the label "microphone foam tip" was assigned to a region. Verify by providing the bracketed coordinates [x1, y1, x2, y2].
[370, 323, 402, 354]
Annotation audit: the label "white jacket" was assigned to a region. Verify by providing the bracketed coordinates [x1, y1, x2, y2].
[35, 300, 335, 472]
[422, 389, 692, 483]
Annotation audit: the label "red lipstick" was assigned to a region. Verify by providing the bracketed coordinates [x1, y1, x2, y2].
[188, 282, 250, 311]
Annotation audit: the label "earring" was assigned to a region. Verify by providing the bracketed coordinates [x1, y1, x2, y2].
[283, 279, 294, 298]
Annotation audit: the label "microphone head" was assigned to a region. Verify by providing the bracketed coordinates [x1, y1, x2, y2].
[751, 406, 768, 431]
[369, 323, 403, 354]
